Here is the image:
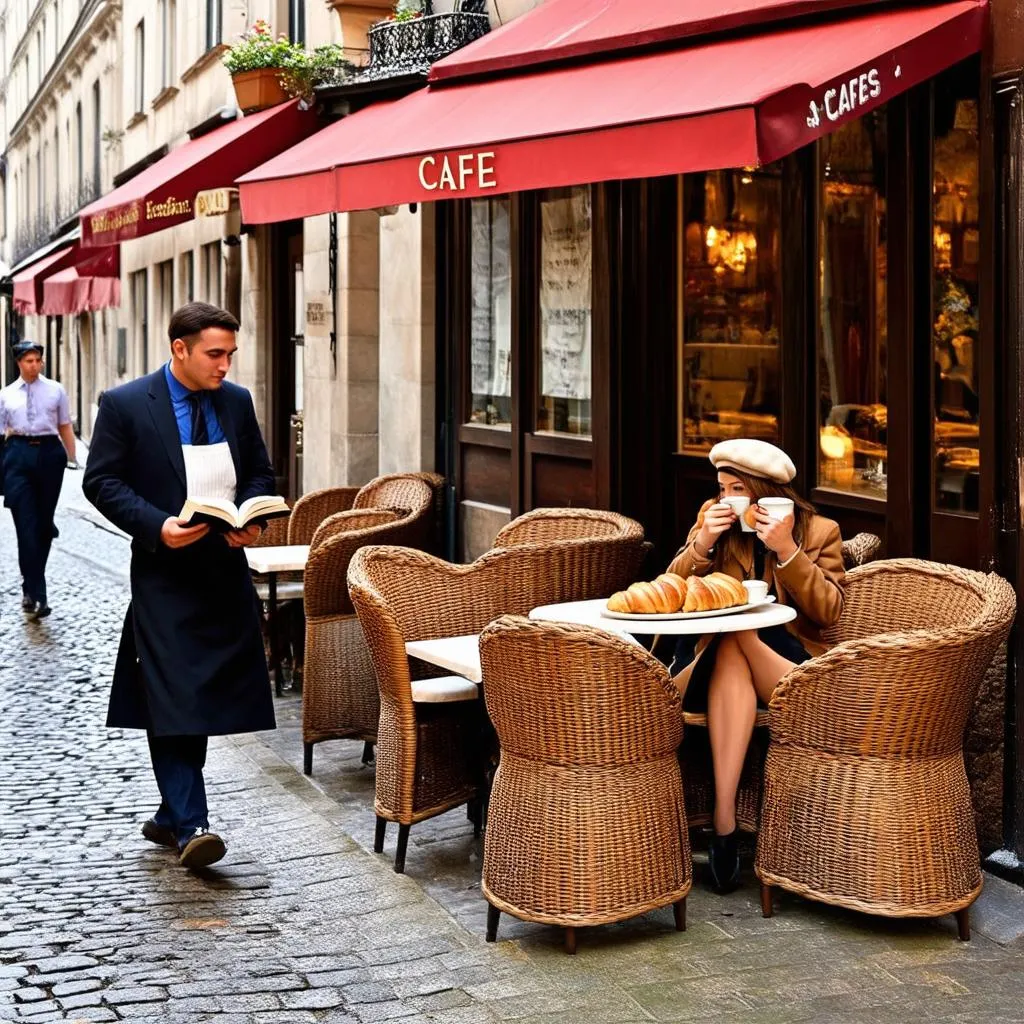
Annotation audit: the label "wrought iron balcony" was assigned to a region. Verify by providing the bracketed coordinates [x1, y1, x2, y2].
[10, 176, 100, 265]
[356, 2, 490, 83]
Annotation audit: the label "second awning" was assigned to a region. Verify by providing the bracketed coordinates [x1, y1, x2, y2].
[80, 100, 318, 247]
[238, 0, 986, 219]
[40, 247, 122, 315]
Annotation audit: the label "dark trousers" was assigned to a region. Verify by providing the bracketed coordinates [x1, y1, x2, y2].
[147, 733, 210, 847]
[3, 436, 65, 604]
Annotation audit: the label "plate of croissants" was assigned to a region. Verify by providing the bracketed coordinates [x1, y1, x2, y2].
[603, 572, 772, 620]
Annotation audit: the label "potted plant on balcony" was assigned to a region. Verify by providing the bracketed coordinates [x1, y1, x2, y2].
[223, 20, 302, 113]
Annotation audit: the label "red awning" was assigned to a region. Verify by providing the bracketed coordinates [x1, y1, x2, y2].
[80, 101, 318, 247]
[40, 247, 121, 315]
[238, 0, 986, 219]
[12, 246, 76, 314]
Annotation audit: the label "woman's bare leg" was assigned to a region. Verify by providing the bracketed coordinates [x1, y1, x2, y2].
[733, 630, 798, 705]
[706, 634, 757, 835]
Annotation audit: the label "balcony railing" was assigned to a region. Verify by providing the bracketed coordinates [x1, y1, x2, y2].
[355, 2, 490, 83]
[10, 175, 100, 264]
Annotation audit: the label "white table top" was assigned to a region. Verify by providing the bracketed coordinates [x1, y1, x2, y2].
[406, 635, 483, 684]
[529, 598, 797, 635]
[245, 545, 310, 574]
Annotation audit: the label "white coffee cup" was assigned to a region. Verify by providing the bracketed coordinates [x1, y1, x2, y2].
[759, 497, 795, 522]
[721, 495, 755, 532]
[743, 579, 769, 604]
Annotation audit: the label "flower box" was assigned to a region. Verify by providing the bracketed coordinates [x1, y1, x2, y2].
[231, 67, 289, 113]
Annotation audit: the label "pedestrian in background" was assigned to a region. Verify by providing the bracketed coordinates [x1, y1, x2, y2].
[83, 302, 276, 870]
[0, 340, 77, 620]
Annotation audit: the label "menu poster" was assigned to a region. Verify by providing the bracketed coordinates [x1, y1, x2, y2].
[540, 190, 592, 401]
[470, 200, 512, 399]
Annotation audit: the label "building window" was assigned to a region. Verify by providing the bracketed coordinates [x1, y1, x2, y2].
[537, 186, 592, 436]
[131, 270, 148, 375]
[134, 20, 145, 114]
[201, 242, 222, 305]
[288, 0, 305, 45]
[91, 80, 101, 193]
[205, 0, 222, 51]
[159, 0, 176, 88]
[156, 260, 174, 342]
[179, 251, 194, 304]
[933, 62, 981, 515]
[468, 197, 512, 427]
[817, 108, 888, 500]
[678, 168, 782, 452]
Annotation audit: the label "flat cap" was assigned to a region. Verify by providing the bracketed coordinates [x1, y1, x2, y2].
[709, 438, 797, 484]
[12, 340, 43, 360]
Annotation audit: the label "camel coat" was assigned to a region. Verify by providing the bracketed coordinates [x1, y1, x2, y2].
[668, 512, 845, 657]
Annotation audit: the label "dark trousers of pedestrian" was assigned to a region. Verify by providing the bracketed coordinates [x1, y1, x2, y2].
[147, 733, 210, 848]
[3, 436, 65, 605]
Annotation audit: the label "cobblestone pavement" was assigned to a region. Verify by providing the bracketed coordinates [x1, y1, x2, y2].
[3, 462, 1024, 1023]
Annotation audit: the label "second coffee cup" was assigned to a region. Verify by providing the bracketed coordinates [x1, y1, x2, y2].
[722, 495, 756, 532]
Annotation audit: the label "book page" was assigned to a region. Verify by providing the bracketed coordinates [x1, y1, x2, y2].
[179, 496, 240, 527]
[238, 495, 289, 525]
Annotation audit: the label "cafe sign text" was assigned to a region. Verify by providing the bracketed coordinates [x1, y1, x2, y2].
[417, 151, 497, 193]
[806, 65, 896, 130]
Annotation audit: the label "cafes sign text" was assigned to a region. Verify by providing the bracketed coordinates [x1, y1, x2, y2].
[806, 65, 898, 130]
[417, 151, 497, 192]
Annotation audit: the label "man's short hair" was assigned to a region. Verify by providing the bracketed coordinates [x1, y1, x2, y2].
[168, 302, 240, 350]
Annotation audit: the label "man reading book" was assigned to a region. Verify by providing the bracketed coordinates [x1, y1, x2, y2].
[83, 302, 276, 870]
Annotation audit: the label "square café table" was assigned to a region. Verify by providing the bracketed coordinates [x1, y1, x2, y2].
[246, 544, 310, 696]
[404, 599, 796, 685]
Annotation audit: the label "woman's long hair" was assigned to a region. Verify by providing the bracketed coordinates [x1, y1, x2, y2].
[715, 467, 816, 574]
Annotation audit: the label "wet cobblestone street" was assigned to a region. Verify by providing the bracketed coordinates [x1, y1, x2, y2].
[3, 465, 1024, 1023]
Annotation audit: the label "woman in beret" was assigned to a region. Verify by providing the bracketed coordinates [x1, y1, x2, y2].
[668, 438, 846, 894]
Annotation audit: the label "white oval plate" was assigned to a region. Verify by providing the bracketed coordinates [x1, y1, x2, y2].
[600, 595, 776, 621]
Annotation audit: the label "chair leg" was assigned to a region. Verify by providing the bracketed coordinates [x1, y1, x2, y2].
[760, 882, 774, 919]
[394, 823, 411, 874]
[563, 926, 577, 955]
[361, 741, 375, 765]
[673, 897, 687, 932]
[374, 816, 387, 854]
[485, 903, 500, 942]
[955, 907, 970, 942]
[303, 742, 313, 777]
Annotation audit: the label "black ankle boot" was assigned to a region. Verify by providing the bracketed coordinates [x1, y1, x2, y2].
[708, 829, 741, 894]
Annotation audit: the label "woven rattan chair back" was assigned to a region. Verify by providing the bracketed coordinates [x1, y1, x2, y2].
[301, 509, 433, 776]
[287, 486, 359, 544]
[251, 513, 291, 547]
[492, 507, 644, 547]
[756, 559, 1016, 932]
[352, 474, 436, 551]
[478, 616, 691, 945]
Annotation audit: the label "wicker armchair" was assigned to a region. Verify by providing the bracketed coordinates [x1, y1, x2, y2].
[353, 473, 441, 552]
[302, 508, 425, 777]
[288, 486, 360, 544]
[479, 616, 691, 954]
[755, 559, 1016, 939]
[493, 507, 645, 547]
[348, 533, 651, 873]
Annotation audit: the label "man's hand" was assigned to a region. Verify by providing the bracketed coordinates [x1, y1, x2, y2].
[161, 517, 210, 549]
[224, 524, 262, 549]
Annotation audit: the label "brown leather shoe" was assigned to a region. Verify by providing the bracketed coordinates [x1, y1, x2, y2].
[178, 829, 226, 869]
[141, 819, 177, 849]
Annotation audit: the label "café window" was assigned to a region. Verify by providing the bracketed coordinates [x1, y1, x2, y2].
[932, 63, 980, 515]
[537, 186, 592, 437]
[816, 108, 888, 499]
[467, 197, 511, 427]
[678, 168, 782, 453]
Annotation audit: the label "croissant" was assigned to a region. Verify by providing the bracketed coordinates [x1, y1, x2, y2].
[695, 498, 717, 530]
[707, 572, 748, 606]
[606, 577, 684, 614]
[654, 573, 688, 611]
[683, 576, 713, 613]
[683, 573, 747, 612]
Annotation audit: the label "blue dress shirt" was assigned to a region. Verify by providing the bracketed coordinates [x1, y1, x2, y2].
[163, 363, 225, 446]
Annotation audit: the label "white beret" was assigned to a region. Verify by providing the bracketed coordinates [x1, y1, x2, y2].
[709, 439, 796, 484]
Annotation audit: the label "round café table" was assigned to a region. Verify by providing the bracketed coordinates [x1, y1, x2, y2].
[528, 597, 797, 635]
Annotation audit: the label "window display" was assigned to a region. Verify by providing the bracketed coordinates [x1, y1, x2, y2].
[468, 197, 512, 427]
[817, 109, 889, 499]
[932, 66, 980, 515]
[678, 169, 782, 453]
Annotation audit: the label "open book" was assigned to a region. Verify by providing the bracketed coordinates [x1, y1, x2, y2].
[178, 494, 290, 530]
